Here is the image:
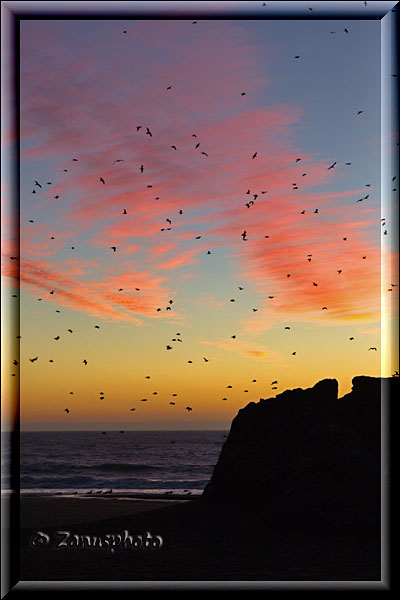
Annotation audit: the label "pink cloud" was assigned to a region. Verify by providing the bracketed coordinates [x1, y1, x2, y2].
[13, 19, 383, 331]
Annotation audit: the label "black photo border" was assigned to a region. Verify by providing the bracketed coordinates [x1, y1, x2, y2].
[1, 0, 398, 594]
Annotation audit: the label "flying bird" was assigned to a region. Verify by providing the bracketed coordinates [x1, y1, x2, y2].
[185, 406, 193, 411]
[252, 152, 257, 159]
[83, 359, 88, 365]
[146, 127, 152, 137]
[328, 162, 337, 170]
[357, 110, 364, 115]
[29, 357, 38, 362]
[110, 247, 117, 252]
[241, 230, 247, 241]
[201, 152, 208, 156]
[368, 347, 377, 351]
[171, 145, 177, 150]
[64, 409, 70, 414]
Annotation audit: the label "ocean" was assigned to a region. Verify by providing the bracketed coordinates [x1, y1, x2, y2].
[2, 430, 228, 496]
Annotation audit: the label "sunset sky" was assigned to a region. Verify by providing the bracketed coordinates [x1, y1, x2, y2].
[2, 3, 398, 430]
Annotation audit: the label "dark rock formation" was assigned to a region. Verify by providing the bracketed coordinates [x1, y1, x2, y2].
[202, 376, 395, 537]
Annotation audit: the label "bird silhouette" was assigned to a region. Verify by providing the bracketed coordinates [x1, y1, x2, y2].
[64, 408, 70, 414]
[241, 230, 247, 241]
[357, 110, 364, 115]
[83, 359, 88, 365]
[327, 161, 337, 170]
[252, 152, 257, 159]
[185, 406, 193, 411]
[171, 145, 177, 151]
[146, 127, 152, 137]
[123, 209, 127, 214]
[110, 247, 117, 252]
[29, 357, 38, 362]
[201, 151, 208, 157]
[113, 159, 125, 164]
[368, 347, 377, 351]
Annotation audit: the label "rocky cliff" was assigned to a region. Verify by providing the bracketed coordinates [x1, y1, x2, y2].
[202, 376, 395, 536]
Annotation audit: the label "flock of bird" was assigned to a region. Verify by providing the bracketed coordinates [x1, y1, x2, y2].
[9, 10, 398, 421]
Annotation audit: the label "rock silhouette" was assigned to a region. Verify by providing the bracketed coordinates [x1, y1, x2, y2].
[202, 376, 392, 538]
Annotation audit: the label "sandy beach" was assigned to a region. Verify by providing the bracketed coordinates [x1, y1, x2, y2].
[18, 493, 381, 583]
[20, 494, 192, 529]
